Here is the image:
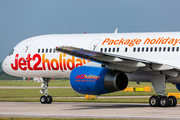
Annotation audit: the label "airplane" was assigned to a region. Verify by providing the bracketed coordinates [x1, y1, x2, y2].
[2, 30, 180, 107]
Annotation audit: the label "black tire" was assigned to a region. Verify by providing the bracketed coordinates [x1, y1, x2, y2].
[149, 95, 160, 107]
[40, 96, 47, 104]
[47, 95, 53, 104]
[160, 96, 170, 107]
[169, 96, 177, 107]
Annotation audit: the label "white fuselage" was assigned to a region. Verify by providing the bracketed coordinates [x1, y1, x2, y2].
[2, 32, 180, 80]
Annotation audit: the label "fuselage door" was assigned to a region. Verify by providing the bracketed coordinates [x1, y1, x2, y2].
[90, 39, 100, 51]
[22, 40, 33, 58]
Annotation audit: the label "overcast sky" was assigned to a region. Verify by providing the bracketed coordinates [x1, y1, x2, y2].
[1, 0, 180, 62]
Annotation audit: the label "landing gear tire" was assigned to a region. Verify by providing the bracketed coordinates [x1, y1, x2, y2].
[47, 95, 53, 104]
[40, 96, 47, 104]
[168, 96, 177, 107]
[149, 95, 160, 107]
[160, 96, 170, 107]
[40, 95, 53, 104]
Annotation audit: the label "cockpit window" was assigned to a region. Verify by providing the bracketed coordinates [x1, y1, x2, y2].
[9, 49, 14, 56]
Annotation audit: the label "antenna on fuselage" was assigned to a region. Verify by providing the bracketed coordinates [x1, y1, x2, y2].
[114, 28, 118, 33]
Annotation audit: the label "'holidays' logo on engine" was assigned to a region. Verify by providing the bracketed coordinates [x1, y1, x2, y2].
[75, 74, 100, 80]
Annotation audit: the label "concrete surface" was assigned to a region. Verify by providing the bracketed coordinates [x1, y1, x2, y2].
[0, 102, 180, 119]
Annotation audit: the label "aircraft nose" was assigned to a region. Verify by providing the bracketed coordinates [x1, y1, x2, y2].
[2, 57, 8, 73]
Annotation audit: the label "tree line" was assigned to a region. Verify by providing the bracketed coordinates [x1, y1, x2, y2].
[0, 62, 22, 80]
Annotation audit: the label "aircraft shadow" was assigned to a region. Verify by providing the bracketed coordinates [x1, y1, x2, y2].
[64, 103, 149, 110]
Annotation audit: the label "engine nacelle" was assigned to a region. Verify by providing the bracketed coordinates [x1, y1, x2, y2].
[175, 83, 180, 91]
[70, 66, 128, 95]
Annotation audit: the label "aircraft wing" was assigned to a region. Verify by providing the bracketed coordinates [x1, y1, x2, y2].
[56, 46, 179, 75]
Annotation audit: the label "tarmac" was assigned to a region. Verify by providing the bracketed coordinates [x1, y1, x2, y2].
[0, 102, 180, 119]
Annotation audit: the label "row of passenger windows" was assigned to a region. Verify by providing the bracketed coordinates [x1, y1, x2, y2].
[133, 47, 179, 52]
[38, 48, 56, 53]
[100, 47, 180, 53]
[100, 48, 120, 52]
[38, 47, 180, 53]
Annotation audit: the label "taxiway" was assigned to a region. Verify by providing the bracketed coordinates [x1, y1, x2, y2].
[0, 102, 180, 119]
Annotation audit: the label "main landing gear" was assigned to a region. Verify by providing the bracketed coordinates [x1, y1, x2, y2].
[149, 95, 177, 107]
[150, 74, 177, 107]
[39, 78, 53, 104]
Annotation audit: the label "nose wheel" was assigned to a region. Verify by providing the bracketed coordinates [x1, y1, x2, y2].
[149, 95, 177, 107]
[40, 95, 53, 104]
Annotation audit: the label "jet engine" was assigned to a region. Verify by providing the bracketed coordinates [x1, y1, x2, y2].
[175, 83, 180, 91]
[70, 66, 128, 95]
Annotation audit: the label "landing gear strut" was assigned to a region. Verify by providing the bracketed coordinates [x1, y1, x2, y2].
[39, 78, 53, 104]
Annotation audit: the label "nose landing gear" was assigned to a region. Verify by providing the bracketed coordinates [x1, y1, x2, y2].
[39, 78, 53, 104]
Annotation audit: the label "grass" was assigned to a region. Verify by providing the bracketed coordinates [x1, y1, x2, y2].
[0, 80, 70, 87]
[0, 85, 178, 98]
[0, 79, 177, 89]
[0, 80, 179, 103]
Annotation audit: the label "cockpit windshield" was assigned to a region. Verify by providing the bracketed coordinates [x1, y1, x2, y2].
[9, 49, 14, 56]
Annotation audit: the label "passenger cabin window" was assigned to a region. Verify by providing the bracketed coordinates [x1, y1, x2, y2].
[163, 47, 166, 52]
[177, 47, 179, 52]
[53, 48, 56, 53]
[172, 47, 175, 52]
[142, 47, 144, 52]
[137, 47, 140, 52]
[117, 48, 119, 52]
[146, 47, 148, 52]
[100, 48, 103, 52]
[46, 49, 48, 53]
[109, 48, 111, 52]
[125, 47, 128, 52]
[154, 47, 157, 52]
[104, 48, 107, 52]
[150, 47, 153, 52]
[168, 47, 170, 52]
[133, 47, 136, 52]
[38, 49, 40, 53]
[50, 49, 52, 53]
[113, 48, 115, 52]
[9, 49, 14, 56]
[42, 49, 44, 53]
[159, 47, 161, 52]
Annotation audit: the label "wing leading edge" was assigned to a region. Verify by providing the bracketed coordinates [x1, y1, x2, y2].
[56, 46, 178, 76]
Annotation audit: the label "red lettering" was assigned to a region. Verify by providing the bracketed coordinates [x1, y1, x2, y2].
[27, 54, 33, 70]
[11, 54, 19, 70]
[33, 54, 42, 70]
[19, 58, 27, 71]
[63, 54, 67, 70]
[51, 59, 59, 70]
[102, 38, 110, 45]
[67, 56, 75, 70]
[42, 54, 51, 70]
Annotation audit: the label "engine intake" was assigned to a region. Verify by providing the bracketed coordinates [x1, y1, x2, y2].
[70, 66, 128, 95]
